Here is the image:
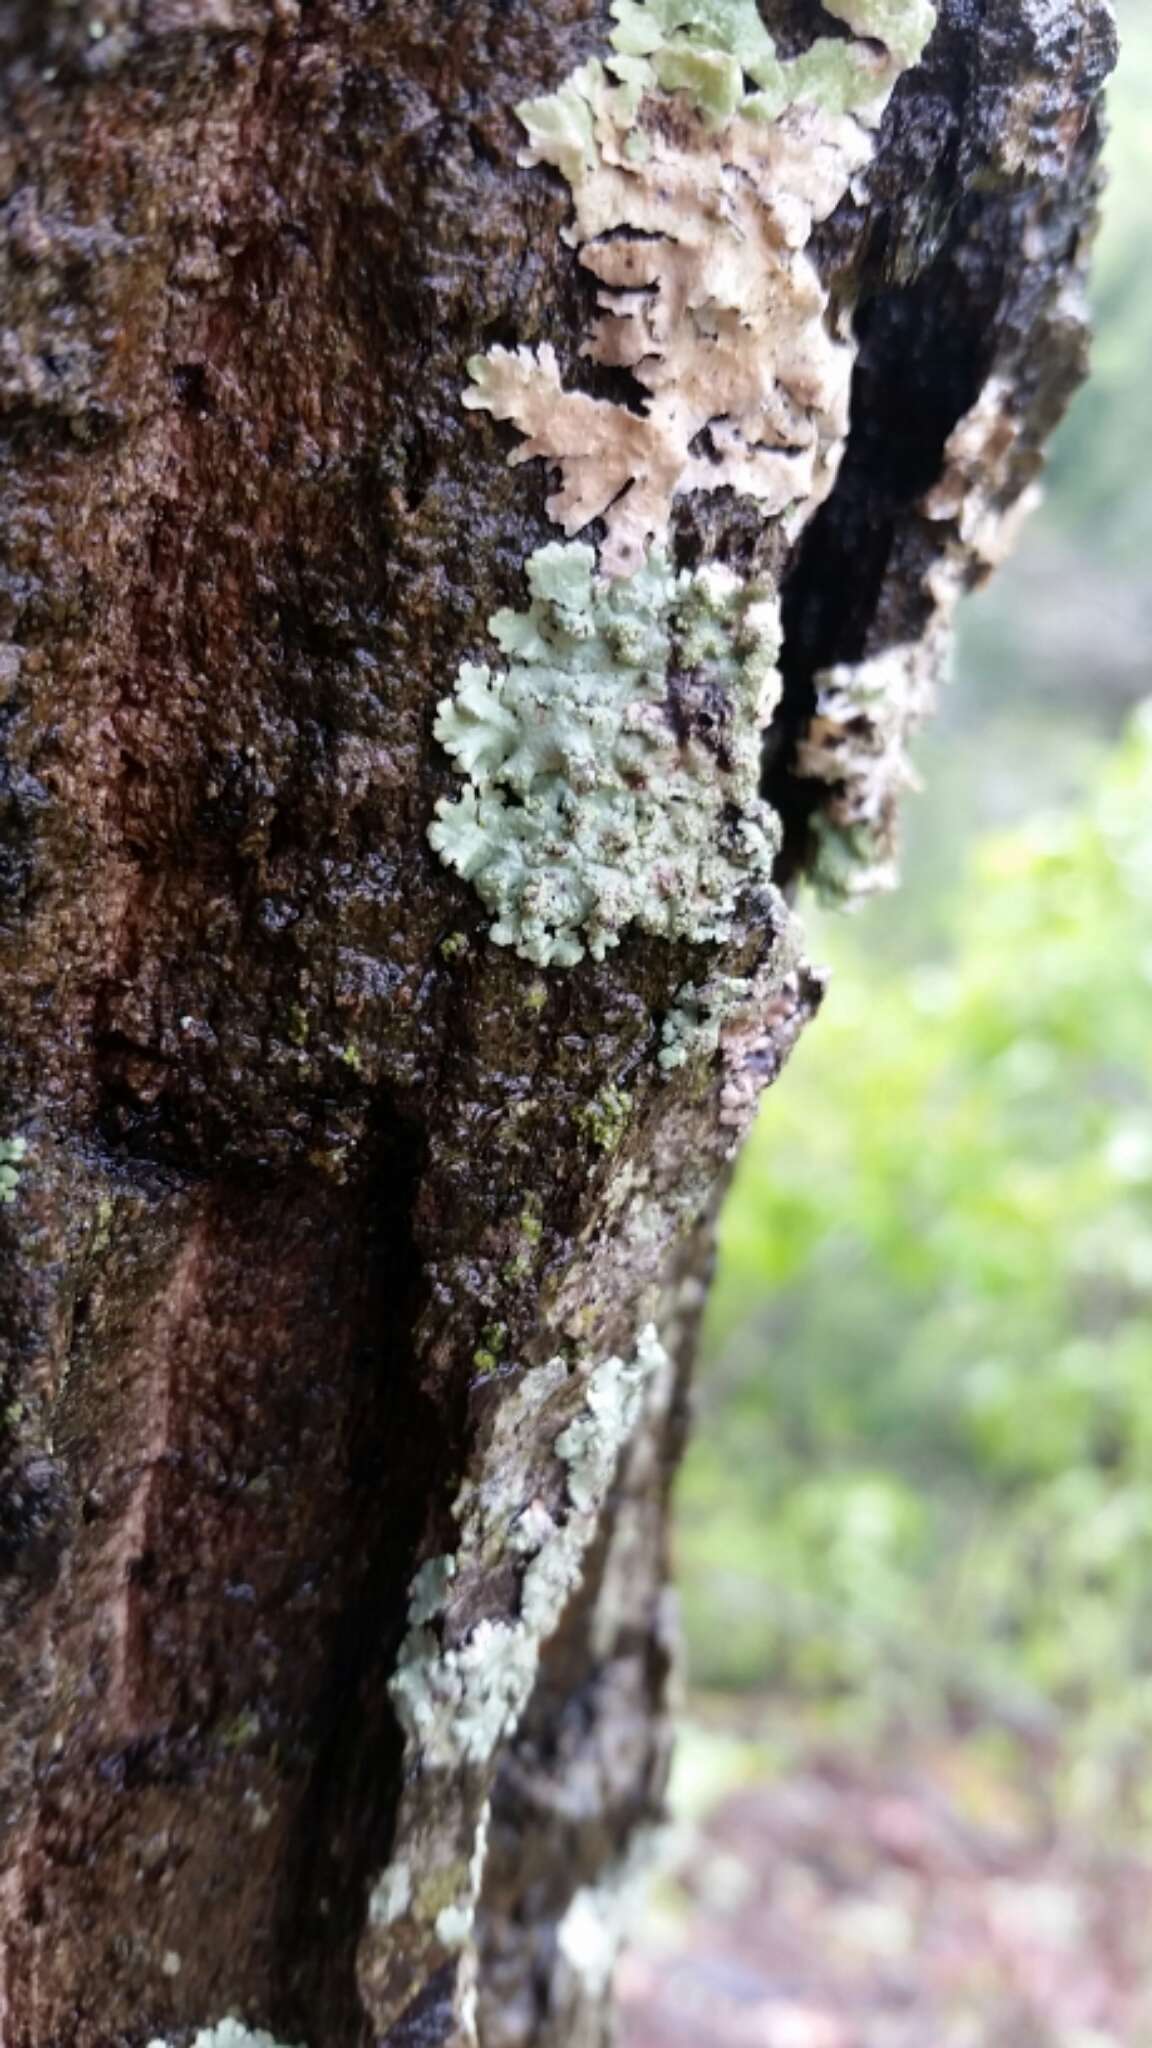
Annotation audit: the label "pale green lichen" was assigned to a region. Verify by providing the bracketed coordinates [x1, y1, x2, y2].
[428, 544, 781, 966]
[554, 1823, 670, 2002]
[435, 1901, 476, 1949]
[574, 1083, 633, 1153]
[146, 2024, 303, 2048]
[390, 1612, 543, 1772]
[605, 0, 934, 128]
[368, 1861, 412, 1927]
[0, 1136, 27, 1205]
[390, 1328, 667, 1768]
[554, 1324, 668, 1513]
[658, 975, 755, 1072]
[363, 1327, 670, 2037]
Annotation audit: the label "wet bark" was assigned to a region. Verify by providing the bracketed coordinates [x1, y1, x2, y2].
[0, 3, 1114, 2045]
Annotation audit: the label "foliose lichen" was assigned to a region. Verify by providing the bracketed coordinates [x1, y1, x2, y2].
[146, 2023, 302, 2048]
[433, 0, 937, 962]
[467, 0, 935, 576]
[360, 1326, 670, 2039]
[658, 975, 756, 1072]
[428, 543, 782, 966]
[554, 1324, 667, 1512]
[0, 1135, 27, 1204]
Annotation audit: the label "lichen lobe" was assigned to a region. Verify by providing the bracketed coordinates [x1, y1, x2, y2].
[428, 543, 782, 966]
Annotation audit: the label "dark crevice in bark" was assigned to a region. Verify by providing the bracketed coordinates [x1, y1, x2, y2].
[274, 1114, 447, 2048]
[767, 229, 1000, 883]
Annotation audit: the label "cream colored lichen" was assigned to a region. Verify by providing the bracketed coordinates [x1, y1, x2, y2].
[465, 0, 934, 577]
[467, 90, 865, 579]
[798, 634, 946, 901]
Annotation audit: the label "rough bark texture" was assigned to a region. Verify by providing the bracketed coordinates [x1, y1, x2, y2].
[0, 3, 1114, 2046]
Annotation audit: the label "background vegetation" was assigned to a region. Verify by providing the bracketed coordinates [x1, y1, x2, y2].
[677, 0, 1152, 1825]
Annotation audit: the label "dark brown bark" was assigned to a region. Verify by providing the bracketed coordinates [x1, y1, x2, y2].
[0, 3, 1114, 2045]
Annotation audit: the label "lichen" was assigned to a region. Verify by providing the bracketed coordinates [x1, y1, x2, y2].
[554, 1324, 668, 1512]
[428, 543, 781, 966]
[607, 0, 934, 125]
[146, 2023, 303, 2048]
[465, 0, 935, 576]
[388, 1328, 667, 1770]
[435, 0, 936, 962]
[361, 1326, 669, 2039]
[798, 637, 946, 902]
[0, 1135, 27, 1205]
[658, 974, 755, 1072]
[574, 1083, 633, 1153]
[800, 374, 1039, 904]
[467, 93, 865, 579]
[554, 1824, 669, 2004]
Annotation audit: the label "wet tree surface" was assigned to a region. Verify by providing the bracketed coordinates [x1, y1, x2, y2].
[0, 3, 1115, 2045]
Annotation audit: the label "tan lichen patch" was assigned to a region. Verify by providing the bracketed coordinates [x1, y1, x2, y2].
[464, 0, 937, 576]
[923, 373, 1041, 589]
[466, 84, 869, 577]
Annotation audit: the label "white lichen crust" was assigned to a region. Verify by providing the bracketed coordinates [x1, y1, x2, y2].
[429, 543, 782, 966]
[360, 1327, 670, 2040]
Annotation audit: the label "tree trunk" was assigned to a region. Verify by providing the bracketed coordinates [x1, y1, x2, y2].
[0, 2, 1114, 2044]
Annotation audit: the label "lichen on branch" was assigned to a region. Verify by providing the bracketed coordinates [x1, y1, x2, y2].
[434, 0, 938, 967]
[428, 541, 782, 966]
[463, 0, 935, 577]
[358, 1328, 671, 2040]
[800, 375, 1039, 903]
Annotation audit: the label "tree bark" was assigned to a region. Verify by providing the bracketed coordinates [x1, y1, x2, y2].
[0, 3, 1114, 2045]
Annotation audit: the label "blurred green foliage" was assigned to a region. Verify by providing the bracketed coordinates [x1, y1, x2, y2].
[681, 716, 1152, 1804]
[1047, 0, 1152, 568]
[680, 9, 1152, 1814]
